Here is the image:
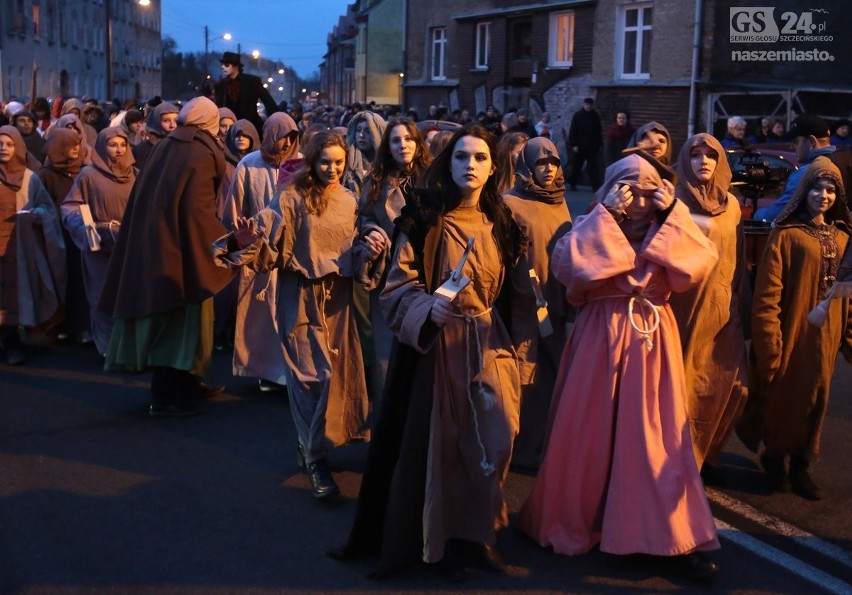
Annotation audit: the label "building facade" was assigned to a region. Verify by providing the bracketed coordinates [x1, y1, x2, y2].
[320, 4, 358, 107]
[0, 0, 162, 103]
[354, 0, 403, 107]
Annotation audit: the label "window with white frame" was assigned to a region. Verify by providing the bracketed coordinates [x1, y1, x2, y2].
[548, 11, 574, 67]
[617, 3, 652, 79]
[475, 22, 490, 69]
[431, 27, 447, 80]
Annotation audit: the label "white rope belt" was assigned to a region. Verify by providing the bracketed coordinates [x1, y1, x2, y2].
[587, 294, 662, 351]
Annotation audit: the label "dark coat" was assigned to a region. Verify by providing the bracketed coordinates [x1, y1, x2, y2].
[213, 72, 278, 133]
[99, 125, 234, 319]
[568, 108, 602, 151]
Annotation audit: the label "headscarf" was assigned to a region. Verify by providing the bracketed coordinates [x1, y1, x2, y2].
[595, 153, 663, 203]
[628, 121, 672, 165]
[178, 96, 220, 138]
[260, 112, 299, 165]
[218, 107, 237, 124]
[224, 119, 260, 166]
[47, 113, 92, 165]
[43, 127, 84, 176]
[510, 137, 565, 204]
[0, 125, 28, 190]
[674, 133, 732, 216]
[91, 127, 135, 183]
[345, 110, 386, 176]
[145, 102, 179, 139]
[776, 157, 851, 229]
[60, 98, 85, 117]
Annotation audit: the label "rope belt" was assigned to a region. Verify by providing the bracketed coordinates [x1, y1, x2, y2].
[587, 294, 662, 351]
[451, 307, 495, 476]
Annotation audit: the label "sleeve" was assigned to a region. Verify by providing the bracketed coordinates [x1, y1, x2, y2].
[257, 80, 279, 118]
[551, 204, 637, 305]
[642, 200, 720, 293]
[750, 229, 786, 382]
[212, 205, 283, 274]
[379, 232, 443, 353]
[221, 160, 247, 229]
[60, 175, 92, 251]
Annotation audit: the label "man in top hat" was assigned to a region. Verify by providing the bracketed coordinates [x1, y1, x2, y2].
[213, 51, 278, 133]
[754, 114, 836, 221]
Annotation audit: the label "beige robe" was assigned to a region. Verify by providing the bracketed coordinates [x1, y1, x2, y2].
[380, 204, 521, 563]
[669, 198, 750, 468]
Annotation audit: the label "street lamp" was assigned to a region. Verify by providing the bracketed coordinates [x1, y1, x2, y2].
[204, 27, 233, 79]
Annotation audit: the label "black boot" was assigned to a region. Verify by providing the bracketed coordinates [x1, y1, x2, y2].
[0, 327, 25, 365]
[760, 452, 790, 493]
[149, 367, 202, 417]
[305, 458, 339, 499]
[181, 372, 224, 400]
[789, 456, 822, 500]
[675, 552, 720, 583]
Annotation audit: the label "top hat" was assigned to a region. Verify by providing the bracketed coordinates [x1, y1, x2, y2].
[219, 52, 243, 67]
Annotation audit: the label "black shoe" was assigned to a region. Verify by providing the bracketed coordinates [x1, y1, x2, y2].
[305, 458, 339, 499]
[296, 444, 306, 469]
[2, 345, 25, 365]
[258, 378, 286, 393]
[760, 453, 790, 493]
[149, 401, 203, 418]
[432, 552, 467, 582]
[676, 552, 719, 583]
[700, 463, 727, 487]
[789, 458, 822, 500]
[184, 376, 224, 400]
[476, 543, 507, 575]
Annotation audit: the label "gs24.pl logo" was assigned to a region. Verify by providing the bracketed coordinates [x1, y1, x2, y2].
[730, 7, 832, 43]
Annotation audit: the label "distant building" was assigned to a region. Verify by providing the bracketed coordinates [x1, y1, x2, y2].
[320, 4, 358, 107]
[0, 0, 162, 102]
[355, 0, 404, 107]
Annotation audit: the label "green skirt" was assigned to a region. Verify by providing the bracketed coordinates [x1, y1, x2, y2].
[104, 299, 214, 376]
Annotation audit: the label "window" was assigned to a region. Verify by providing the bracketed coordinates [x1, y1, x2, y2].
[511, 20, 533, 59]
[475, 22, 490, 69]
[617, 4, 652, 78]
[549, 11, 574, 67]
[431, 27, 447, 80]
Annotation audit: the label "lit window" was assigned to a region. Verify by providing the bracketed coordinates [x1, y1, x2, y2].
[549, 11, 574, 67]
[431, 27, 447, 80]
[617, 4, 652, 79]
[475, 22, 490, 69]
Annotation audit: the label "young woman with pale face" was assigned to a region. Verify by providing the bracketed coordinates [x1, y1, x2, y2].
[105, 136, 128, 164]
[389, 124, 417, 169]
[689, 144, 719, 184]
[805, 177, 837, 224]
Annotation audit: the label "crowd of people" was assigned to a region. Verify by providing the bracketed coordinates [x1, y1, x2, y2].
[3, 73, 852, 586]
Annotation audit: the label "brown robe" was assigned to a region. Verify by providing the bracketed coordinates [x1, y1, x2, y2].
[670, 133, 750, 468]
[214, 184, 369, 458]
[99, 124, 233, 319]
[501, 137, 572, 469]
[738, 158, 852, 459]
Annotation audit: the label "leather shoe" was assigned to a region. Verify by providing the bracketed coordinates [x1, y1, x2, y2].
[478, 543, 507, 574]
[789, 458, 822, 500]
[186, 379, 224, 400]
[760, 453, 790, 493]
[305, 458, 339, 499]
[149, 401, 203, 418]
[677, 552, 720, 583]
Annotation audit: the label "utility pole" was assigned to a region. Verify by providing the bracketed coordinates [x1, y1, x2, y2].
[204, 25, 209, 79]
[106, 0, 113, 101]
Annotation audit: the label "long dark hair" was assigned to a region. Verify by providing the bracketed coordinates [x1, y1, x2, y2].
[364, 117, 431, 207]
[290, 130, 347, 216]
[422, 123, 526, 266]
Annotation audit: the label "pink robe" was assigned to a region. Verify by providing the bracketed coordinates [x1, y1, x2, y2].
[518, 201, 721, 556]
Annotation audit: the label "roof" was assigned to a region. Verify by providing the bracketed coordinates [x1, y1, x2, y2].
[454, 0, 595, 21]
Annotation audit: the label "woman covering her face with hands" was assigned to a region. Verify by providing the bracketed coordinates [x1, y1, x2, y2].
[518, 153, 723, 583]
[214, 131, 369, 500]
